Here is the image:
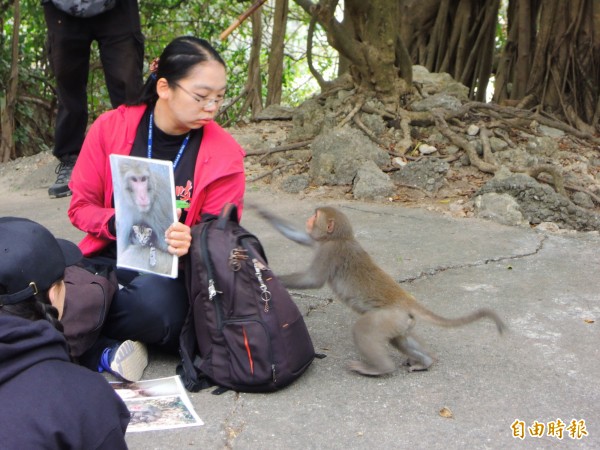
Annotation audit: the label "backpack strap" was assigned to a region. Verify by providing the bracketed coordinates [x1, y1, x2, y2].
[177, 310, 215, 392]
[216, 203, 238, 230]
[176, 359, 214, 392]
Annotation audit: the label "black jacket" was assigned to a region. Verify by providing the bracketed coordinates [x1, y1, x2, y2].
[0, 315, 130, 449]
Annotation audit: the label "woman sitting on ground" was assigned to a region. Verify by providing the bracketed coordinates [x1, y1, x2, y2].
[67, 36, 246, 381]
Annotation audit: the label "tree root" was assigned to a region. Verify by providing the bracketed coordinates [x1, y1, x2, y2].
[244, 89, 596, 209]
[480, 127, 497, 165]
[338, 96, 365, 128]
[352, 114, 386, 146]
[457, 102, 600, 145]
[433, 111, 497, 174]
[248, 161, 306, 182]
[433, 110, 570, 198]
[244, 140, 312, 160]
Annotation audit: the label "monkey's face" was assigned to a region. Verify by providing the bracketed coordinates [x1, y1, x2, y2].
[305, 212, 318, 234]
[126, 173, 152, 213]
[307, 210, 334, 241]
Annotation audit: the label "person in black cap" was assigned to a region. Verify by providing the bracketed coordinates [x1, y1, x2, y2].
[0, 217, 130, 449]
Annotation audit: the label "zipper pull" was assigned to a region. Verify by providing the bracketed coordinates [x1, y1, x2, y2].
[208, 279, 217, 300]
[272, 364, 277, 383]
[253, 259, 272, 312]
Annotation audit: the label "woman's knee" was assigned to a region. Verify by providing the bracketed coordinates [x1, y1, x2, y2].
[106, 275, 188, 345]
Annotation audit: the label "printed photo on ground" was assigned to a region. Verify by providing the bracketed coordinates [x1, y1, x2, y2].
[111, 376, 203, 432]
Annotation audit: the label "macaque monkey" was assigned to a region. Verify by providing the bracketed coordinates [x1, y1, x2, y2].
[117, 160, 172, 253]
[257, 205, 506, 376]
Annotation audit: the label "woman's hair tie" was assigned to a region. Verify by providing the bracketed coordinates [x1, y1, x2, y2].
[149, 57, 160, 76]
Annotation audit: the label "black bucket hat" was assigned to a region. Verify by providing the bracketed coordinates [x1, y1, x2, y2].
[0, 217, 82, 305]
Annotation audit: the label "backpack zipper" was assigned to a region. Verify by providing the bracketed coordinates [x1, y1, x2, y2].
[226, 317, 276, 383]
[200, 223, 224, 329]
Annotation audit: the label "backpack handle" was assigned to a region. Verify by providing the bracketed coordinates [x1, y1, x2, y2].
[216, 203, 238, 230]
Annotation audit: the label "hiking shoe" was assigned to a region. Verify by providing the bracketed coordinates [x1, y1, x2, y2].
[48, 155, 77, 198]
[98, 340, 148, 382]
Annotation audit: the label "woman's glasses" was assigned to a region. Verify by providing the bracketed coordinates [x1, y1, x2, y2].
[172, 82, 224, 108]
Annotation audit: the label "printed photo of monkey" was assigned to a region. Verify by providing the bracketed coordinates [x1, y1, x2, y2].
[110, 155, 178, 278]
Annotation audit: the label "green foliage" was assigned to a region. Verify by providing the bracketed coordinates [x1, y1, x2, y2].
[1, 0, 54, 156]
[140, 0, 252, 122]
[495, 0, 508, 54]
[1, 0, 334, 158]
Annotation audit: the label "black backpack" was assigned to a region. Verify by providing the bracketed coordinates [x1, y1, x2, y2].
[178, 203, 317, 393]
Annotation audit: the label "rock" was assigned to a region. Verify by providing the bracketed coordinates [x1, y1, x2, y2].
[525, 135, 560, 158]
[418, 144, 437, 155]
[476, 173, 600, 231]
[474, 193, 528, 227]
[230, 132, 265, 154]
[572, 191, 595, 209]
[281, 174, 310, 194]
[535, 222, 561, 232]
[391, 158, 449, 192]
[352, 161, 396, 200]
[411, 93, 463, 113]
[426, 132, 449, 146]
[359, 113, 388, 137]
[289, 98, 328, 141]
[254, 104, 294, 121]
[392, 157, 408, 167]
[489, 137, 508, 153]
[494, 148, 539, 168]
[467, 124, 480, 136]
[445, 145, 460, 155]
[309, 128, 390, 186]
[492, 166, 514, 180]
[412, 65, 470, 100]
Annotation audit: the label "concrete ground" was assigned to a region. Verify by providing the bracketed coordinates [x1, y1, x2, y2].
[1, 182, 598, 450]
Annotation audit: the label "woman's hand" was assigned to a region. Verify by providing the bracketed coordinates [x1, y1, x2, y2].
[165, 211, 192, 257]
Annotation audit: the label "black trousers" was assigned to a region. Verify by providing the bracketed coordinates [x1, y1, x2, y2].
[43, 0, 144, 160]
[78, 259, 189, 371]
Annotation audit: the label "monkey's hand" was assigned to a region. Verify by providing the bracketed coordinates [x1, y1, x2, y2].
[165, 221, 192, 257]
[248, 202, 315, 247]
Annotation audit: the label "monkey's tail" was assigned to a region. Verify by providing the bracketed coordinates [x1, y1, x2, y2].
[411, 304, 507, 334]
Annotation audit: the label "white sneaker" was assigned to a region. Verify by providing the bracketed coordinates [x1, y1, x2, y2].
[109, 340, 148, 382]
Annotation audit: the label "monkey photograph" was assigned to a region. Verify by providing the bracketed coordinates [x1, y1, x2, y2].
[110, 155, 178, 277]
[256, 205, 506, 377]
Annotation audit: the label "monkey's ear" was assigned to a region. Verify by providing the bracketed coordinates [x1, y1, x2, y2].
[326, 219, 335, 234]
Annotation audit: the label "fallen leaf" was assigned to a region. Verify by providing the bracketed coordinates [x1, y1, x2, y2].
[584, 319, 595, 324]
[439, 407, 454, 419]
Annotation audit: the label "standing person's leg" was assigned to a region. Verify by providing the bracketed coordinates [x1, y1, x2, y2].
[94, 0, 145, 107]
[43, 3, 92, 198]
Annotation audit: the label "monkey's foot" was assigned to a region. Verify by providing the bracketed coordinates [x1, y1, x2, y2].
[404, 359, 431, 372]
[347, 360, 394, 377]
